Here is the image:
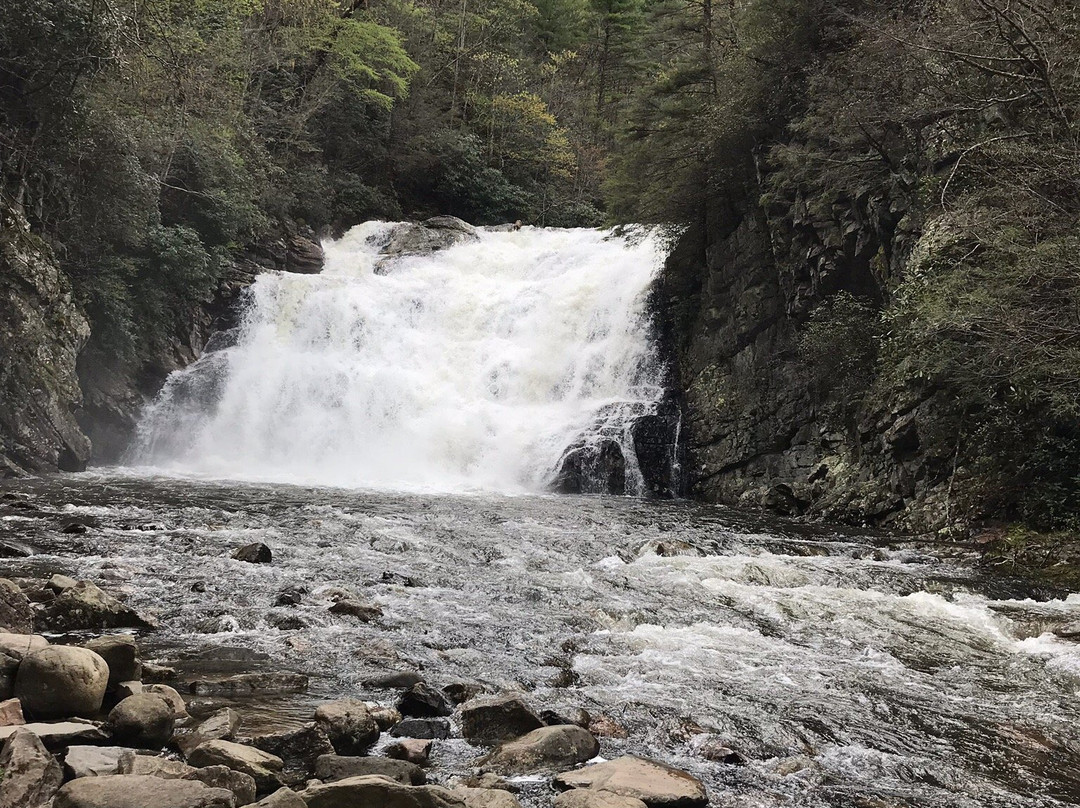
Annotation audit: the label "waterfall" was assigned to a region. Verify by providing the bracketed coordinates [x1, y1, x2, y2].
[128, 221, 671, 493]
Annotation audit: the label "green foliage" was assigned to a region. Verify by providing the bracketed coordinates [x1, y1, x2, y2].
[799, 293, 880, 411]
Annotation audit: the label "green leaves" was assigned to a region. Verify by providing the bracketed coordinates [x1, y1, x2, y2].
[324, 16, 419, 110]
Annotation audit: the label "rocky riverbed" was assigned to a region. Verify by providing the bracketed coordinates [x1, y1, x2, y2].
[3, 472, 1080, 807]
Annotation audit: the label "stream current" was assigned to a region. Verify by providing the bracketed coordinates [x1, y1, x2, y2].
[3, 473, 1080, 807]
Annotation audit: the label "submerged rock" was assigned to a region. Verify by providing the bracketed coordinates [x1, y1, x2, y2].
[52, 774, 234, 808]
[0, 728, 63, 808]
[190, 672, 308, 697]
[481, 725, 599, 775]
[553, 757, 708, 808]
[14, 645, 109, 718]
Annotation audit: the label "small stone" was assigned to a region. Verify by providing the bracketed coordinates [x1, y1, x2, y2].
[83, 634, 141, 689]
[63, 746, 129, 779]
[442, 681, 486, 705]
[175, 708, 241, 756]
[553, 756, 708, 808]
[15, 645, 109, 719]
[313, 699, 379, 755]
[187, 740, 284, 796]
[588, 713, 629, 739]
[0, 579, 32, 634]
[0, 697, 24, 726]
[108, 693, 175, 747]
[273, 587, 306, 607]
[233, 543, 272, 563]
[389, 718, 451, 740]
[0, 727, 63, 807]
[52, 775, 234, 808]
[61, 522, 89, 534]
[397, 683, 453, 718]
[481, 725, 599, 775]
[460, 695, 544, 745]
[385, 738, 432, 766]
[314, 753, 425, 785]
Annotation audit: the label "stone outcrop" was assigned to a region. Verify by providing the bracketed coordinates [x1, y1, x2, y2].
[0, 203, 91, 476]
[14, 645, 109, 719]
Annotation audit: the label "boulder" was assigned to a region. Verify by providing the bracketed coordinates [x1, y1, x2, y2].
[0, 632, 47, 660]
[300, 774, 467, 808]
[116, 681, 143, 700]
[363, 671, 423, 689]
[251, 724, 334, 782]
[441, 681, 485, 706]
[108, 693, 176, 747]
[327, 599, 382, 621]
[83, 634, 141, 689]
[41, 581, 155, 631]
[552, 757, 708, 808]
[314, 699, 379, 755]
[481, 725, 599, 775]
[46, 574, 78, 595]
[385, 738, 432, 766]
[0, 653, 17, 700]
[315, 754, 425, 785]
[541, 708, 591, 729]
[0, 697, 24, 726]
[15, 645, 109, 718]
[0, 719, 107, 746]
[191, 673, 308, 697]
[553, 792, 648, 808]
[186, 764, 257, 805]
[273, 588, 305, 607]
[453, 787, 522, 808]
[368, 704, 402, 731]
[460, 695, 544, 745]
[232, 543, 272, 564]
[0, 727, 63, 808]
[0, 578, 32, 633]
[176, 708, 241, 756]
[389, 718, 450, 740]
[397, 683, 452, 718]
[188, 740, 284, 796]
[52, 775, 235, 808]
[143, 661, 179, 682]
[146, 684, 190, 719]
[246, 787, 307, 807]
[64, 746, 129, 778]
[120, 754, 194, 778]
[380, 217, 479, 260]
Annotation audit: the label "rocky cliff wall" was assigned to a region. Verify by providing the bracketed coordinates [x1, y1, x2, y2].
[660, 195, 954, 532]
[0, 204, 91, 476]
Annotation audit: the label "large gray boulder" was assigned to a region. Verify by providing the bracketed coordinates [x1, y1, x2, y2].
[41, 581, 155, 632]
[0, 727, 63, 808]
[314, 753, 425, 785]
[552, 757, 708, 808]
[460, 695, 544, 745]
[300, 774, 467, 808]
[52, 774, 235, 808]
[14, 645, 109, 718]
[188, 740, 284, 796]
[0, 579, 32, 634]
[481, 725, 599, 775]
[108, 693, 176, 747]
[313, 699, 379, 755]
[0, 632, 48, 660]
[63, 746, 130, 778]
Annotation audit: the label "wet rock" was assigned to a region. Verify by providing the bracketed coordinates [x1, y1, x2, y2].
[0, 727, 63, 808]
[363, 670, 424, 689]
[380, 217, 479, 261]
[143, 661, 178, 682]
[84, 634, 141, 689]
[0, 719, 107, 746]
[273, 588, 305, 607]
[690, 735, 744, 764]
[145, 684, 189, 720]
[390, 718, 450, 740]
[314, 754, 425, 785]
[64, 746, 129, 778]
[187, 764, 257, 805]
[0, 542, 30, 559]
[553, 791, 648, 808]
[588, 713, 628, 739]
[266, 612, 307, 631]
[552, 439, 626, 495]
[53, 774, 235, 808]
[108, 693, 176, 747]
[188, 740, 284, 796]
[251, 723, 334, 783]
[553, 757, 708, 808]
[190, 673, 308, 697]
[300, 774, 466, 808]
[460, 695, 544, 745]
[368, 703, 403, 731]
[62, 522, 89, 534]
[453, 787, 522, 808]
[41, 581, 156, 631]
[454, 774, 518, 793]
[15, 645, 109, 718]
[442, 681, 486, 705]
[0, 579, 32, 633]
[398, 683, 453, 718]
[541, 708, 591, 729]
[481, 725, 599, 775]
[0, 697, 22, 726]
[246, 787, 307, 807]
[385, 738, 432, 766]
[285, 233, 324, 275]
[176, 708, 241, 756]
[328, 598, 382, 621]
[0, 632, 48, 660]
[314, 699, 379, 755]
[233, 543, 272, 564]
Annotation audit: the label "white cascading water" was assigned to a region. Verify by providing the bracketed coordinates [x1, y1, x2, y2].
[129, 222, 669, 492]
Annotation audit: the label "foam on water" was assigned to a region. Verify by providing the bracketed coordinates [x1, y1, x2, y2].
[129, 222, 668, 492]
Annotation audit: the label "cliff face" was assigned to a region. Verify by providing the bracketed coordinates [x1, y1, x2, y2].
[660, 194, 955, 532]
[0, 204, 91, 476]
